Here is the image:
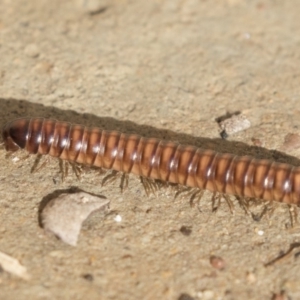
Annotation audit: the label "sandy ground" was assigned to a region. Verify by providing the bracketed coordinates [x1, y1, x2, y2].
[0, 0, 300, 299]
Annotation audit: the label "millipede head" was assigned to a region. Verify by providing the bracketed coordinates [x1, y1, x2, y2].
[2, 118, 31, 152]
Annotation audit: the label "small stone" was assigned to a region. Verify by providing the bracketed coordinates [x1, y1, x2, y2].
[24, 44, 40, 58]
[114, 214, 122, 222]
[49, 250, 66, 258]
[254, 228, 264, 236]
[271, 290, 289, 300]
[82, 273, 94, 281]
[33, 61, 53, 74]
[246, 272, 256, 283]
[218, 114, 251, 138]
[209, 255, 226, 270]
[178, 293, 195, 300]
[197, 290, 214, 299]
[179, 225, 192, 236]
[79, 0, 107, 15]
[126, 102, 136, 113]
[281, 133, 300, 151]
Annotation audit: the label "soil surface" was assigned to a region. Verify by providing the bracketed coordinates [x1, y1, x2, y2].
[0, 1, 300, 299]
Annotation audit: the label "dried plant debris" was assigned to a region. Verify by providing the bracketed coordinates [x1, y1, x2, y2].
[0, 251, 30, 280]
[264, 242, 300, 267]
[217, 113, 251, 138]
[280, 133, 300, 151]
[41, 192, 110, 246]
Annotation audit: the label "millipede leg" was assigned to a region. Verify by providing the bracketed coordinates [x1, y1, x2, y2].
[188, 189, 203, 206]
[223, 194, 234, 214]
[59, 159, 69, 182]
[140, 177, 149, 196]
[189, 190, 204, 213]
[236, 196, 252, 216]
[31, 154, 42, 173]
[288, 205, 298, 228]
[174, 186, 192, 199]
[31, 154, 50, 173]
[64, 161, 69, 179]
[149, 179, 159, 194]
[120, 173, 129, 192]
[59, 159, 63, 180]
[211, 193, 234, 213]
[173, 187, 204, 209]
[70, 162, 82, 179]
[211, 192, 222, 212]
[140, 177, 158, 196]
[154, 179, 167, 189]
[102, 170, 118, 186]
[95, 167, 106, 175]
[251, 204, 269, 222]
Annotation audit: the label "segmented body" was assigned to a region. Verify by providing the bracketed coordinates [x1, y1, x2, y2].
[2, 118, 300, 205]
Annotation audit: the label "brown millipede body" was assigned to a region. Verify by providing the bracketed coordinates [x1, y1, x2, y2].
[2, 118, 300, 205]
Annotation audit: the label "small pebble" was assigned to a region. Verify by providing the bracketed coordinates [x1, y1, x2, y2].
[218, 114, 251, 138]
[246, 271, 256, 283]
[178, 293, 195, 300]
[49, 250, 66, 258]
[209, 255, 226, 270]
[179, 226, 192, 236]
[79, 0, 107, 15]
[125, 102, 136, 113]
[82, 273, 94, 281]
[254, 228, 264, 236]
[281, 133, 300, 151]
[24, 44, 40, 58]
[33, 61, 53, 74]
[197, 290, 214, 299]
[271, 290, 290, 300]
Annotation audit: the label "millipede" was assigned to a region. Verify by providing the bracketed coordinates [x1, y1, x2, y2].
[2, 117, 300, 206]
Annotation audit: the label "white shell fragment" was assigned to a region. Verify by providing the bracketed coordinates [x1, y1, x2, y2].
[0, 251, 30, 280]
[219, 114, 251, 138]
[114, 214, 122, 222]
[41, 192, 110, 246]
